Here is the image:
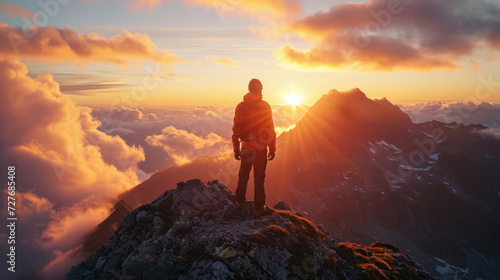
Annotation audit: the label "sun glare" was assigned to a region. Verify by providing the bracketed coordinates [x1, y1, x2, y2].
[285, 93, 302, 106]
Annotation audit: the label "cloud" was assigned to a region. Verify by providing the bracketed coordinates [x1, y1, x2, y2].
[91, 106, 235, 172]
[129, 0, 163, 11]
[91, 105, 306, 172]
[399, 102, 500, 128]
[212, 57, 240, 67]
[35, 199, 116, 279]
[80, 109, 146, 172]
[96, 105, 234, 139]
[14, 191, 55, 240]
[276, 36, 456, 71]
[16, 191, 54, 217]
[184, 0, 300, 19]
[0, 23, 181, 65]
[39, 199, 113, 250]
[0, 3, 38, 18]
[92, 106, 151, 122]
[128, 0, 301, 20]
[272, 104, 308, 135]
[0, 55, 146, 278]
[475, 128, 500, 139]
[40, 245, 85, 280]
[276, 0, 500, 71]
[146, 126, 231, 165]
[275, 124, 296, 136]
[100, 127, 137, 136]
[59, 82, 129, 96]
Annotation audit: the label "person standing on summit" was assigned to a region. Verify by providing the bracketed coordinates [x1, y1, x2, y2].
[232, 79, 276, 217]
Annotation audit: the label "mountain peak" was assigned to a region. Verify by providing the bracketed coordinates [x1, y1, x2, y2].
[67, 179, 434, 279]
[337, 87, 366, 98]
[323, 88, 367, 104]
[311, 88, 412, 125]
[285, 88, 414, 152]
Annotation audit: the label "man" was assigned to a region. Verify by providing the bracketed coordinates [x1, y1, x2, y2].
[232, 79, 276, 217]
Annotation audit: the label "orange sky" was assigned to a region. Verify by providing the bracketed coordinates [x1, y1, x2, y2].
[1, 0, 500, 107]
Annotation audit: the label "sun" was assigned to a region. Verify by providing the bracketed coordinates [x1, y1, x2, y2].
[285, 93, 302, 106]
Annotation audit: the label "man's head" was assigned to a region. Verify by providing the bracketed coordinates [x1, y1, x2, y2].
[248, 79, 263, 95]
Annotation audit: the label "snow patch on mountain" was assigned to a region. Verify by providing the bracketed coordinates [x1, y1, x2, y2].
[376, 140, 402, 153]
[435, 257, 469, 280]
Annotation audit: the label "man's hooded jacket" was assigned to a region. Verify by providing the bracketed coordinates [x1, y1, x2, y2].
[232, 92, 276, 153]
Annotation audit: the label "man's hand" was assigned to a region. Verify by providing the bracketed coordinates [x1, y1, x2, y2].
[234, 149, 241, 160]
[268, 151, 275, 161]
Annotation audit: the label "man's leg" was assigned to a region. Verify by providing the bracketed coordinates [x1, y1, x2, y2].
[235, 149, 255, 205]
[253, 149, 268, 211]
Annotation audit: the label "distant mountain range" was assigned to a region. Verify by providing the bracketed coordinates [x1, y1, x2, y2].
[81, 89, 500, 279]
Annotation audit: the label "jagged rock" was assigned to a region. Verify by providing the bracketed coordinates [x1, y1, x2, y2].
[67, 179, 435, 280]
[273, 201, 292, 211]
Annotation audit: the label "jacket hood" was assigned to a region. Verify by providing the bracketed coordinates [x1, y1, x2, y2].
[243, 92, 262, 103]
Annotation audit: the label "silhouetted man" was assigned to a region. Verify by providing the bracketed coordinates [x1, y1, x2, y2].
[232, 79, 276, 217]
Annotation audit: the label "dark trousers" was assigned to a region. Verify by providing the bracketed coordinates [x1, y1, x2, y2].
[236, 148, 268, 210]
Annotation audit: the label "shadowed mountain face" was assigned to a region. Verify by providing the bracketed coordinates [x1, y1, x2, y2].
[87, 89, 500, 279]
[271, 89, 500, 280]
[68, 179, 435, 280]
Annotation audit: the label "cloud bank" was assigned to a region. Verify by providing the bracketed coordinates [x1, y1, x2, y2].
[92, 106, 158, 122]
[93, 106, 234, 172]
[0, 55, 146, 278]
[91, 104, 306, 173]
[399, 101, 500, 128]
[146, 126, 231, 165]
[276, 0, 500, 71]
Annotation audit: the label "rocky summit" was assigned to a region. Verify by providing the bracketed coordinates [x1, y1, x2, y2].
[67, 179, 435, 280]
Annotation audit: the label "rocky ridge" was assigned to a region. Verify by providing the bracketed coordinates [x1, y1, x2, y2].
[67, 179, 434, 280]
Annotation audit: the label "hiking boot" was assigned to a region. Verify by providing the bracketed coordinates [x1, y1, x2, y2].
[253, 205, 269, 217]
[236, 201, 245, 210]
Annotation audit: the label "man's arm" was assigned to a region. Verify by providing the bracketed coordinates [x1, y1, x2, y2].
[232, 104, 241, 160]
[266, 102, 276, 159]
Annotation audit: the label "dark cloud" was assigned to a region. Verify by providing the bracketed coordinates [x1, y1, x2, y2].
[277, 0, 500, 71]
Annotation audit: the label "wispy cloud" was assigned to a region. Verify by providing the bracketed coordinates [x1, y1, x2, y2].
[128, 0, 163, 12]
[475, 127, 500, 139]
[128, 0, 301, 21]
[212, 57, 240, 67]
[59, 82, 129, 95]
[0, 2, 37, 18]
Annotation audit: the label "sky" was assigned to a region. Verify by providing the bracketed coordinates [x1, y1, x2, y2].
[1, 0, 500, 279]
[1, 0, 499, 107]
